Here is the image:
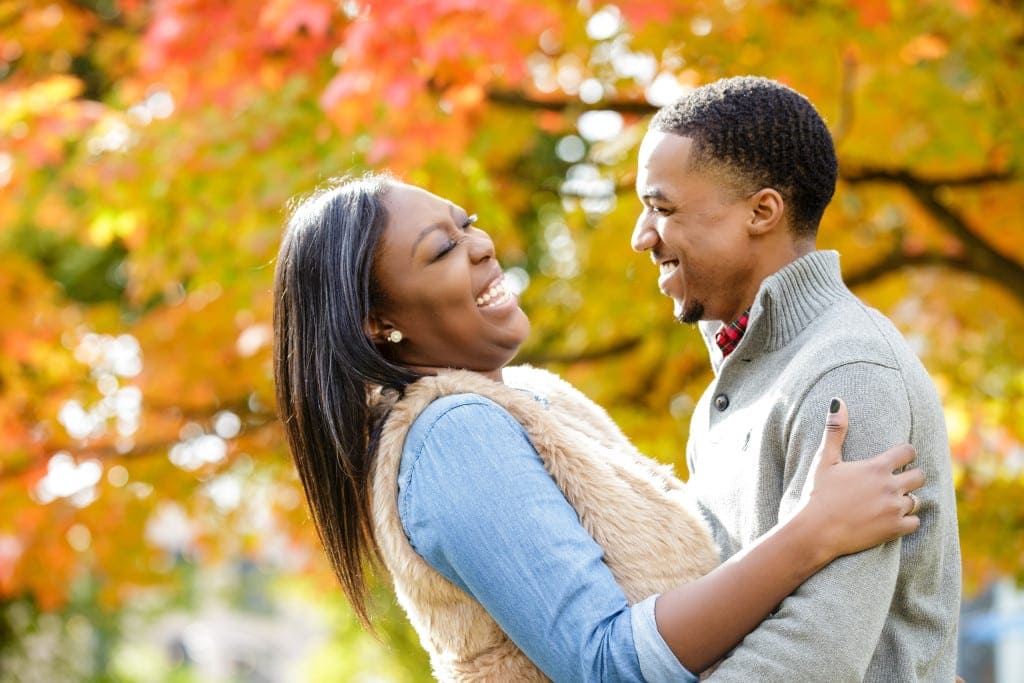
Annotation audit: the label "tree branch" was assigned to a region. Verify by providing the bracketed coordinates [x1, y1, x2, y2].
[842, 166, 1016, 188]
[844, 249, 974, 289]
[842, 166, 1024, 305]
[485, 88, 658, 115]
[515, 335, 643, 365]
[0, 419, 278, 484]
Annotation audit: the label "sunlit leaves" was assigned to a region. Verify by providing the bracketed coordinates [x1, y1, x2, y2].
[1, 0, 1022, 654]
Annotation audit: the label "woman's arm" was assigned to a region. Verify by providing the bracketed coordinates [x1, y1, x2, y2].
[400, 394, 687, 681]
[655, 398, 923, 673]
[400, 395, 920, 681]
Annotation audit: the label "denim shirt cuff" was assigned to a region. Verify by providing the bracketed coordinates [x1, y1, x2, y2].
[631, 594, 699, 683]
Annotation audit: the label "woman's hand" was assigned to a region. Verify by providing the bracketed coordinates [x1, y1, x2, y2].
[654, 398, 925, 671]
[797, 398, 925, 561]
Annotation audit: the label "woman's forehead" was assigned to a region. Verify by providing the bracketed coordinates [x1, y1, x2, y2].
[376, 186, 454, 263]
[385, 182, 444, 209]
[384, 185, 454, 233]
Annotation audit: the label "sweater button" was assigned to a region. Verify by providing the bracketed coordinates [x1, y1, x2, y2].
[714, 394, 730, 411]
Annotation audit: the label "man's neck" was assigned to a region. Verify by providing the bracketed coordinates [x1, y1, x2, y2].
[726, 238, 816, 322]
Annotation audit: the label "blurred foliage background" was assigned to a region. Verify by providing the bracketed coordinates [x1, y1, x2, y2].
[1, 0, 1021, 680]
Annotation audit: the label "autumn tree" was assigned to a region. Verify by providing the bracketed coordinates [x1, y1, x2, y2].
[1, 0, 1021, 677]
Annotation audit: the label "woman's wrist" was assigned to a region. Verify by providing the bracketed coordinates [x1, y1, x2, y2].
[778, 505, 835, 578]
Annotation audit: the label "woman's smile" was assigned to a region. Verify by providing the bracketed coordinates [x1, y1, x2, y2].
[476, 274, 516, 309]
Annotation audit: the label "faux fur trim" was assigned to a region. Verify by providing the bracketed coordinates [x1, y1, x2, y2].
[371, 365, 719, 682]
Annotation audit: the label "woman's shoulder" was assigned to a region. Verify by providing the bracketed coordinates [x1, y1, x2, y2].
[414, 391, 508, 421]
[406, 392, 523, 452]
[398, 393, 539, 503]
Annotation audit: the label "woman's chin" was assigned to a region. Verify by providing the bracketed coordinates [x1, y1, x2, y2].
[487, 307, 531, 346]
[494, 334, 529, 370]
[508, 314, 532, 352]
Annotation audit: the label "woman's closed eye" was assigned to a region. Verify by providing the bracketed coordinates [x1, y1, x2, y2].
[434, 215, 477, 260]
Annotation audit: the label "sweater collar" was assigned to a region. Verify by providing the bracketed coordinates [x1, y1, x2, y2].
[700, 250, 849, 369]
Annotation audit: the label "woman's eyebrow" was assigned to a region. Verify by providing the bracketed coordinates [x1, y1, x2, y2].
[409, 205, 459, 256]
[409, 222, 446, 256]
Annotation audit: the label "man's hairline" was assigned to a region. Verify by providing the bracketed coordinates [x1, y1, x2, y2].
[646, 123, 820, 238]
[649, 125, 762, 201]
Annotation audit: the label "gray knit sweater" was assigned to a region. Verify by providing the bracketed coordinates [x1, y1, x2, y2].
[687, 250, 961, 682]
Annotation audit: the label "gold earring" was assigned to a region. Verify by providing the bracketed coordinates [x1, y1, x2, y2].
[387, 330, 403, 343]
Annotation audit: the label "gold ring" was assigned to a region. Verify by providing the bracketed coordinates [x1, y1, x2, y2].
[905, 492, 921, 516]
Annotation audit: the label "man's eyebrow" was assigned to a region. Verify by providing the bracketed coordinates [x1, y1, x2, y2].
[409, 205, 458, 256]
[641, 187, 669, 202]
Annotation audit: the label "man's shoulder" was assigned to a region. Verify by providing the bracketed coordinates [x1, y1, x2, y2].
[789, 295, 943, 416]
[798, 294, 915, 369]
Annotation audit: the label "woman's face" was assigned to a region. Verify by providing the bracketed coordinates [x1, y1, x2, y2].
[370, 183, 530, 380]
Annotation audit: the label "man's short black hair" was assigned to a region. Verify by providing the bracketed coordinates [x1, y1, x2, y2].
[650, 76, 838, 236]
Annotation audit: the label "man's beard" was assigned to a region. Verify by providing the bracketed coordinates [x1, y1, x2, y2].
[676, 301, 704, 325]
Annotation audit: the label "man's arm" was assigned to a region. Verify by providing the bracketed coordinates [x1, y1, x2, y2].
[705, 361, 912, 682]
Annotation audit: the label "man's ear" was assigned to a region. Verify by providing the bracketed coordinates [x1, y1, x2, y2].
[747, 188, 785, 237]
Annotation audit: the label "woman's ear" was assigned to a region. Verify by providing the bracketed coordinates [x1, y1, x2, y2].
[363, 314, 388, 345]
[364, 314, 402, 346]
[747, 188, 785, 236]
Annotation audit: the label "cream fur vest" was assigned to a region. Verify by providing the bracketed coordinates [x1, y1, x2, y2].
[370, 365, 720, 682]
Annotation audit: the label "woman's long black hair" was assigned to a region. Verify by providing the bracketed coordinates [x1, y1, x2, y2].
[272, 174, 418, 627]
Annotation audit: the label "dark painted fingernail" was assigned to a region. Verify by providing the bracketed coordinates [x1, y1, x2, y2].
[830, 398, 840, 414]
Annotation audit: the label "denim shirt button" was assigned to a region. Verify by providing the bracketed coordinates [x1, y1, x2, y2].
[714, 393, 730, 411]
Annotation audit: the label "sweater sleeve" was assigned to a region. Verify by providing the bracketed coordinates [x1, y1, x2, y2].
[398, 393, 698, 683]
[704, 362, 911, 682]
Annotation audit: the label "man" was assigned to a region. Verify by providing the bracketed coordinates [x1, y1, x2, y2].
[631, 76, 961, 681]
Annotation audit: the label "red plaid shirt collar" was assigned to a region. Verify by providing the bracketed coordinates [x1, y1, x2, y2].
[714, 309, 751, 358]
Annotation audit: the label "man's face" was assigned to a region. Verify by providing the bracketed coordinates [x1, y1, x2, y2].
[632, 130, 759, 324]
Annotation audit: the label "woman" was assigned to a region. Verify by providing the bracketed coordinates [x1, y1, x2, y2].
[272, 174, 924, 682]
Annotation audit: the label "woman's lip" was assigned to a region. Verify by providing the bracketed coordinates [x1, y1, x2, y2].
[475, 270, 504, 301]
[476, 273, 516, 309]
[479, 290, 519, 314]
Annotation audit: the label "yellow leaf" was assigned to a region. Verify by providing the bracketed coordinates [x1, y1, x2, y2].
[899, 34, 949, 64]
[0, 75, 84, 130]
[88, 210, 138, 246]
[944, 405, 970, 445]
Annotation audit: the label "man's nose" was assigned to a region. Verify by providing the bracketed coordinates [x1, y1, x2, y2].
[631, 216, 658, 253]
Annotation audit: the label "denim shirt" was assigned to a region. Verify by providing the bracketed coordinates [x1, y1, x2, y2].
[397, 393, 698, 683]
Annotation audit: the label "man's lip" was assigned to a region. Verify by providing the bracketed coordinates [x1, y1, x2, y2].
[650, 249, 678, 267]
[658, 263, 679, 295]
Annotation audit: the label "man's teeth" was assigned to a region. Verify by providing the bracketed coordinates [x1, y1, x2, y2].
[476, 278, 512, 307]
[660, 261, 678, 274]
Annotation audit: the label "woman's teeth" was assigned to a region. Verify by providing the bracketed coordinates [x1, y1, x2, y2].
[476, 277, 512, 307]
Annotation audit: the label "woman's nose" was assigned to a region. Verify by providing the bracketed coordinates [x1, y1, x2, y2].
[468, 233, 495, 263]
